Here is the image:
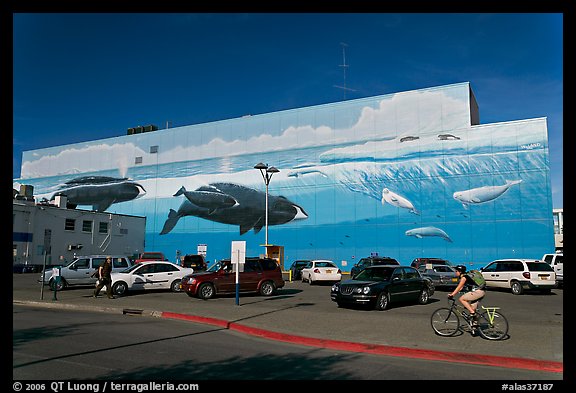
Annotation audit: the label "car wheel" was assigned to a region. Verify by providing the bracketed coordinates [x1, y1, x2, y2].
[375, 292, 389, 310]
[198, 283, 215, 300]
[112, 281, 128, 296]
[170, 279, 182, 292]
[510, 281, 523, 295]
[418, 288, 430, 305]
[260, 281, 275, 296]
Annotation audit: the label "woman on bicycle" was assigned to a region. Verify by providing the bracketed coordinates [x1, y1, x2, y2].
[448, 265, 486, 325]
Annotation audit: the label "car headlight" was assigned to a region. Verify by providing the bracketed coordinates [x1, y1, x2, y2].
[362, 286, 371, 294]
[331, 284, 339, 292]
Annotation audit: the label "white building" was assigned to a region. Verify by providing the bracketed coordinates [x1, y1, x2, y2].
[13, 187, 146, 270]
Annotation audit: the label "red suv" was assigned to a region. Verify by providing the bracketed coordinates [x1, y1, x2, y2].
[181, 257, 285, 299]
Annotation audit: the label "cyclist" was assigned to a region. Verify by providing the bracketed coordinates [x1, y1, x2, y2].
[447, 265, 486, 326]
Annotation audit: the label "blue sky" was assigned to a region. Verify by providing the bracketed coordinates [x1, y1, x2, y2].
[12, 13, 563, 208]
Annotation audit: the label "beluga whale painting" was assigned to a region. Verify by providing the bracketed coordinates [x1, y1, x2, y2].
[50, 176, 146, 212]
[453, 180, 522, 209]
[381, 188, 419, 215]
[160, 182, 308, 235]
[405, 226, 453, 242]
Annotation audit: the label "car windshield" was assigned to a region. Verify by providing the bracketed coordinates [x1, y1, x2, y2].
[207, 261, 225, 272]
[354, 267, 393, 281]
[122, 264, 144, 273]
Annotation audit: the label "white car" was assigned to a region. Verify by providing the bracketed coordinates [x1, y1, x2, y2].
[301, 260, 341, 285]
[110, 261, 194, 296]
[480, 259, 556, 295]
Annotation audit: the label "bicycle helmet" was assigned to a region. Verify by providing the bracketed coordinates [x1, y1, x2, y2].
[454, 265, 467, 274]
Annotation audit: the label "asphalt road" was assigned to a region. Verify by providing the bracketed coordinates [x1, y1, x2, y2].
[13, 305, 561, 381]
[12, 273, 564, 376]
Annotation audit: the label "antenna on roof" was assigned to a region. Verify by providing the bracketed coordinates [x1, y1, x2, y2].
[333, 42, 356, 100]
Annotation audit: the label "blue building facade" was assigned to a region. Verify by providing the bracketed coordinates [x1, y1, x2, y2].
[15, 82, 554, 270]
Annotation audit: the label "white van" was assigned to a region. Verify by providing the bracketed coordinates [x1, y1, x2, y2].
[39, 255, 132, 290]
[542, 253, 563, 285]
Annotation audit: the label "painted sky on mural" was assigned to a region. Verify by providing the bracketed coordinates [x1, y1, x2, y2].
[12, 13, 563, 208]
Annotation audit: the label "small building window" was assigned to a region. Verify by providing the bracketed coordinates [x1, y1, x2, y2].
[150, 145, 158, 154]
[65, 218, 75, 231]
[135, 156, 143, 164]
[99, 222, 109, 234]
[82, 220, 93, 233]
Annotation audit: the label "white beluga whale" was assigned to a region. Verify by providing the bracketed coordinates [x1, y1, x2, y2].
[381, 188, 419, 215]
[453, 180, 522, 208]
[405, 226, 453, 243]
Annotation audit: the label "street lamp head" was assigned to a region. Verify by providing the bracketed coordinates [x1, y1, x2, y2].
[254, 162, 268, 170]
[266, 166, 280, 174]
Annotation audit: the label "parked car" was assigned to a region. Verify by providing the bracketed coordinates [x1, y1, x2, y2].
[417, 264, 459, 289]
[542, 253, 563, 286]
[135, 252, 167, 263]
[301, 260, 342, 284]
[110, 261, 194, 296]
[331, 265, 434, 310]
[181, 257, 285, 299]
[288, 259, 311, 280]
[480, 259, 556, 295]
[39, 255, 132, 290]
[410, 257, 452, 269]
[181, 254, 208, 271]
[350, 256, 400, 277]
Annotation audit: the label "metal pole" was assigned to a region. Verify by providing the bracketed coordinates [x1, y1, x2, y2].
[265, 181, 269, 246]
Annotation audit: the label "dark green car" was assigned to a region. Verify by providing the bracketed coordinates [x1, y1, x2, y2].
[331, 265, 435, 310]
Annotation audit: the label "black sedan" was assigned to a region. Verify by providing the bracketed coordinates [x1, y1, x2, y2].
[331, 265, 435, 310]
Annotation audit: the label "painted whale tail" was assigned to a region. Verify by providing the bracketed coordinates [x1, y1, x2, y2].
[506, 180, 523, 186]
[160, 209, 180, 235]
[410, 208, 420, 215]
[173, 186, 187, 197]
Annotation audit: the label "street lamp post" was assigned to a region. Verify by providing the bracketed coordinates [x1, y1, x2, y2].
[254, 162, 279, 246]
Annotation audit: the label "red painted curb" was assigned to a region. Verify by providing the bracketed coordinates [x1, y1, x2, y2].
[161, 311, 563, 374]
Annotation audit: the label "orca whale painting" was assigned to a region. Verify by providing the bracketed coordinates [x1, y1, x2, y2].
[161, 183, 308, 235]
[50, 176, 146, 212]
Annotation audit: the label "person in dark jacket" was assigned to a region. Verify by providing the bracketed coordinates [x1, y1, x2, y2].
[94, 256, 114, 299]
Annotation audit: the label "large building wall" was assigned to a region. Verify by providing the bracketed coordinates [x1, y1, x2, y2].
[15, 82, 554, 269]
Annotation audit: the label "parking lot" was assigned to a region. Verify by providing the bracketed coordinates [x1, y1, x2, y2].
[13, 272, 563, 368]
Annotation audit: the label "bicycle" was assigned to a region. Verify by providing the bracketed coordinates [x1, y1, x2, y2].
[430, 296, 509, 340]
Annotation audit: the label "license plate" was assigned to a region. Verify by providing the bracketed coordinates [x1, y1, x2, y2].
[539, 275, 548, 280]
[326, 270, 332, 273]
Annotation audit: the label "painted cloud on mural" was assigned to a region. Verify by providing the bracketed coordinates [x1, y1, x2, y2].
[20, 88, 469, 178]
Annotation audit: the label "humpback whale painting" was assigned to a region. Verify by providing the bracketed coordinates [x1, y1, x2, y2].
[50, 176, 146, 212]
[160, 183, 308, 235]
[453, 180, 522, 208]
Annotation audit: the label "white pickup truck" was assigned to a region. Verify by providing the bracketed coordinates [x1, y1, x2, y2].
[542, 253, 563, 286]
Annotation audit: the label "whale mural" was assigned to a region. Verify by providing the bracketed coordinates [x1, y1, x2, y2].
[453, 180, 522, 208]
[50, 176, 146, 212]
[381, 188, 419, 215]
[160, 182, 308, 235]
[405, 226, 453, 242]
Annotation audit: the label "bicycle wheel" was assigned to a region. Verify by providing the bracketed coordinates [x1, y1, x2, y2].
[431, 307, 460, 336]
[477, 310, 509, 340]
